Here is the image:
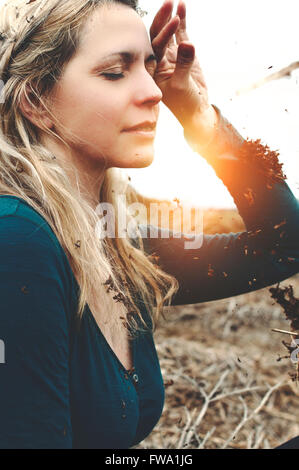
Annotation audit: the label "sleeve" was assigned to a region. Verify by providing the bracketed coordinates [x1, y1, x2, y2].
[0, 215, 73, 449]
[138, 106, 299, 306]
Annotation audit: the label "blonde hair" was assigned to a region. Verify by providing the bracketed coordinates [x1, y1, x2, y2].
[0, 0, 179, 336]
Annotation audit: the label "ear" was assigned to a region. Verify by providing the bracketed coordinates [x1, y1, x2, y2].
[19, 85, 54, 132]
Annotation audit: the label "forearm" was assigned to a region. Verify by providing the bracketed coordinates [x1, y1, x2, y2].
[138, 107, 298, 306]
[183, 105, 299, 248]
[183, 104, 244, 163]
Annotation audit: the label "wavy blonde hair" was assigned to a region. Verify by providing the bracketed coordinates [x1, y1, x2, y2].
[0, 0, 179, 336]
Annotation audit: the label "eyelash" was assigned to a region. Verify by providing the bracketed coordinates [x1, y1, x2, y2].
[102, 73, 125, 80]
[101, 66, 157, 81]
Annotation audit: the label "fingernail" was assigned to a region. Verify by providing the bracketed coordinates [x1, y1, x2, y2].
[180, 48, 193, 58]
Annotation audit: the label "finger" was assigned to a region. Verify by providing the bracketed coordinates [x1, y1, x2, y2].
[150, 0, 174, 41]
[151, 16, 180, 62]
[171, 42, 195, 82]
[175, 0, 189, 44]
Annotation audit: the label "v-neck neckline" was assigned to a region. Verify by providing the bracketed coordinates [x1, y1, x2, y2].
[0, 196, 138, 375]
[86, 304, 136, 375]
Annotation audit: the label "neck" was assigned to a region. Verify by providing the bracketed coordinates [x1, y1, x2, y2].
[41, 133, 106, 209]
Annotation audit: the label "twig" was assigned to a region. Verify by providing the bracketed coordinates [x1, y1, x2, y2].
[222, 396, 249, 449]
[271, 328, 299, 337]
[198, 426, 216, 449]
[221, 381, 285, 449]
[253, 425, 265, 449]
[236, 61, 299, 95]
[247, 430, 254, 449]
[209, 385, 264, 403]
[263, 406, 299, 423]
[196, 432, 245, 449]
[176, 406, 194, 449]
[263, 438, 271, 450]
[180, 370, 229, 448]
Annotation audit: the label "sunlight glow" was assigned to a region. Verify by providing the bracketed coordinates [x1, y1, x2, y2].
[128, 0, 299, 208]
[1, 0, 298, 208]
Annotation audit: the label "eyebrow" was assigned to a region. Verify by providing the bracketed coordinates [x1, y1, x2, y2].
[96, 51, 158, 66]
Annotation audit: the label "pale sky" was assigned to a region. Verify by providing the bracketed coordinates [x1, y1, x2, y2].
[1, 0, 298, 207]
[128, 0, 299, 207]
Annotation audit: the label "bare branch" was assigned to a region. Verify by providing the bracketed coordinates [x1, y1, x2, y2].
[236, 61, 299, 95]
[209, 385, 264, 402]
[221, 381, 285, 448]
[198, 426, 216, 449]
[179, 370, 229, 448]
[272, 328, 299, 337]
[176, 406, 194, 449]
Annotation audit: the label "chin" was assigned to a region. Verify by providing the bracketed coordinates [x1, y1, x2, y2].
[135, 155, 154, 168]
[134, 156, 154, 168]
[123, 150, 154, 168]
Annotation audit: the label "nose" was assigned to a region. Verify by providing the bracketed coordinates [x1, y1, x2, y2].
[134, 70, 163, 107]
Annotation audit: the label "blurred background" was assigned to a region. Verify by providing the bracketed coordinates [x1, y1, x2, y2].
[129, 0, 299, 210]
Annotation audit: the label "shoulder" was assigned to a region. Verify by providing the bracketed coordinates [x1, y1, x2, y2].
[0, 195, 74, 300]
[0, 195, 63, 250]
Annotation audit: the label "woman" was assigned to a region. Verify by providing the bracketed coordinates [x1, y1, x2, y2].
[0, 0, 298, 449]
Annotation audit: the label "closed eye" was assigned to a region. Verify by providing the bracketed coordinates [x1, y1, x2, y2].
[101, 72, 125, 80]
[101, 68, 155, 81]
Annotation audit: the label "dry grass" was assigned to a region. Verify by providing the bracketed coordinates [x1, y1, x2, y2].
[134, 204, 299, 449]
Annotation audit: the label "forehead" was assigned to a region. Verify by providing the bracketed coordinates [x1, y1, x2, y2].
[78, 3, 151, 56]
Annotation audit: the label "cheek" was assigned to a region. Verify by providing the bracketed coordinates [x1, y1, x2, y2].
[71, 91, 122, 132]
[92, 99, 123, 133]
[50, 74, 130, 158]
[52, 89, 121, 141]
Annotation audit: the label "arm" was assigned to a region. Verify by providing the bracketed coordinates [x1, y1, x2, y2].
[0, 215, 72, 449]
[138, 107, 299, 305]
[145, 1, 298, 305]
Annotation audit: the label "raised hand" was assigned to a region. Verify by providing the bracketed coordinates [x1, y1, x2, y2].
[150, 0, 217, 138]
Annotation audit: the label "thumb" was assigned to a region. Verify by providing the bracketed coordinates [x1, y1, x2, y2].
[172, 43, 195, 82]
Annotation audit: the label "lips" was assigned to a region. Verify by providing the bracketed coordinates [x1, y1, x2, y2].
[123, 121, 156, 132]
